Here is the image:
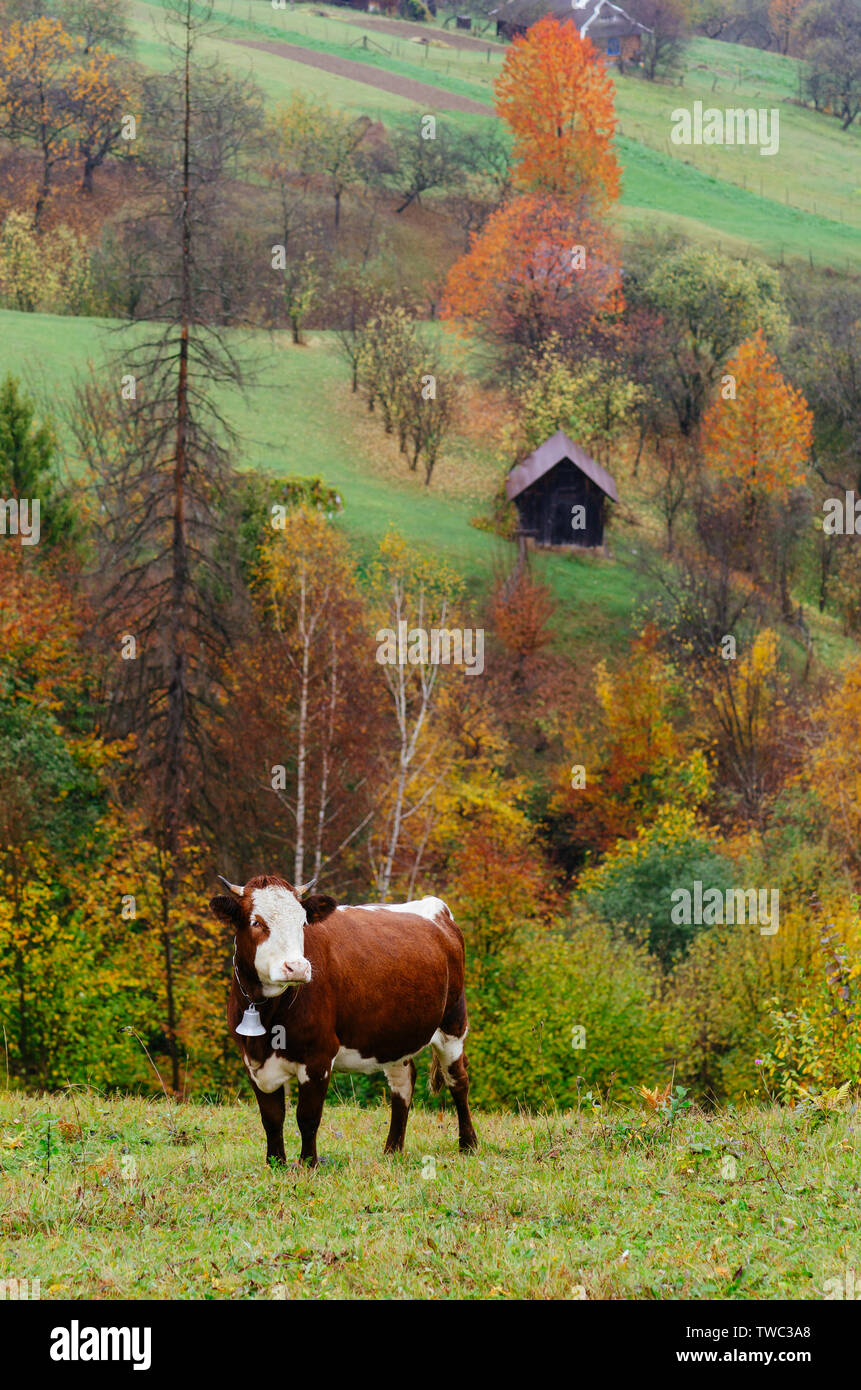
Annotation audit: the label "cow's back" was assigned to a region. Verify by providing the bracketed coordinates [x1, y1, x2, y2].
[304, 897, 465, 1064]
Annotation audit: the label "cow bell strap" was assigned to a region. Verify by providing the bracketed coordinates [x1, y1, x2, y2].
[232, 936, 257, 1003]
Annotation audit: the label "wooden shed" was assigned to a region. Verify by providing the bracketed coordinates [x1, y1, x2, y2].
[505, 429, 618, 550]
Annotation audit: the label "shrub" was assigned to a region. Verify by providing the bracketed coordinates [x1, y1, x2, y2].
[0, 213, 92, 315]
[465, 917, 665, 1110]
[760, 915, 861, 1102]
[579, 804, 736, 967]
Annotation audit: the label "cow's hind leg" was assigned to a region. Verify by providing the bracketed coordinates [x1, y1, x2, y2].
[383, 1058, 416, 1154]
[251, 1078, 287, 1167]
[431, 1027, 477, 1153]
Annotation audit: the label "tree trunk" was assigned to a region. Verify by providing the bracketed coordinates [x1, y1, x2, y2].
[161, 3, 196, 1094]
[294, 572, 311, 886]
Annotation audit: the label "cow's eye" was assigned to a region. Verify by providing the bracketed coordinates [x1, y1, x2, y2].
[251, 917, 264, 930]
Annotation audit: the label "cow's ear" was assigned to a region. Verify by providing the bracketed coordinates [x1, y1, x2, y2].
[303, 893, 337, 924]
[210, 894, 243, 926]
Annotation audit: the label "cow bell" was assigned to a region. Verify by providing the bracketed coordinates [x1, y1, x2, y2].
[236, 1003, 267, 1038]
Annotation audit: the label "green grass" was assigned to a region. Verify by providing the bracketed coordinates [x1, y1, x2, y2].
[1, 1090, 857, 1298]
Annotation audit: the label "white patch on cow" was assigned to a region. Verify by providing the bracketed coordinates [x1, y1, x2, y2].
[431, 1028, 466, 1084]
[243, 1053, 313, 1092]
[250, 886, 312, 993]
[244, 1051, 300, 1094]
[332, 1046, 382, 1074]
[384, 1059, 415, 1102]
[344, 896, 449, 923]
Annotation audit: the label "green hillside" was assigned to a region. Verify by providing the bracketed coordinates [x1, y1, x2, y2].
[126, 0, 861, 268]
[2, 308, 641, 653]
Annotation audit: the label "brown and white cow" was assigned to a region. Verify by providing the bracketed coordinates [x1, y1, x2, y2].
[209, 874, 478, 1166]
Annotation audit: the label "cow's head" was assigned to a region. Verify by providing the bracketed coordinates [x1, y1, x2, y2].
[209, 874, 337, 998]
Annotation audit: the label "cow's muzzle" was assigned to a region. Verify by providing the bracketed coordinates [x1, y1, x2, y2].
[276, 959, 312, 984]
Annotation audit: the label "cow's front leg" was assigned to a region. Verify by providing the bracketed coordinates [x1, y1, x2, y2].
[251, 1077, 287, 1167]
[295, 1062, 331, 1166]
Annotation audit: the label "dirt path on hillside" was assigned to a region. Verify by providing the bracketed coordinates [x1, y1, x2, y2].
[338, 13, 504, 53]
[228, 38, 494, 114]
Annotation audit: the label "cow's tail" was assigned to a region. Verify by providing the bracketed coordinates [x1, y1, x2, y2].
[428, 1052, 444, 1095]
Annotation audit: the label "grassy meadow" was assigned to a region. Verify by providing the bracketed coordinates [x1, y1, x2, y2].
[1, 1090, 858, 1299]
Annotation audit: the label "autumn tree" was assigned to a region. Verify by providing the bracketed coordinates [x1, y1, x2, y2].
[441, 194, 622, 359]
[264, 96, 323, 256]
[494, 15, 620, 210]
[0, 544, 103, 1080]
[268, 93, 371, 230]
[0, 17, 78, 225]
[646, 546, 797, 821]
[358, 304, 422, 435]
[279, 249, 318, 345]
[549, 627, 699, 863]
[367, 533, 471, 899]
[402, 367, 459, 485]
[701, 330, 812, 526]
[211, 509, 381, 890]
[0, 15, 133, 212]
[486, 552, 567, 726]
[69, 47, 133, 194]
[769, 0, 804, 50]
[639, 247, 789, 435]
[805, 658, 861, 881]
[513, 334, 643, 467]
[691, 628, 795, 824]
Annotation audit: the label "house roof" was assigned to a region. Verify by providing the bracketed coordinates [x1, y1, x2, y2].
[505, 429, 619, 503]
[491, 0, 650, 37]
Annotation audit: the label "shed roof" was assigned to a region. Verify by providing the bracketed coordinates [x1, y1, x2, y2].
[491, 0, 650, 37]
[505, 429, 619, 503]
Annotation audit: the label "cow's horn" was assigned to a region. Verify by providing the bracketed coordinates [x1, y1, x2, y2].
[217, 876, 244, 897]
[296, 877, 318, 897]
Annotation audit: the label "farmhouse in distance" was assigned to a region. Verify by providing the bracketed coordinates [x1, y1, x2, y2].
[505, 429, 619, 550]
[491, 0, 650, 58]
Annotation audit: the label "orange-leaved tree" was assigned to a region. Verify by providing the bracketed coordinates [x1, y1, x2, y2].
[701, 329, 812, 509]
[548, 626, 700, 860]
[494, 15, 620, 210]
[440, 193, 622, 354]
